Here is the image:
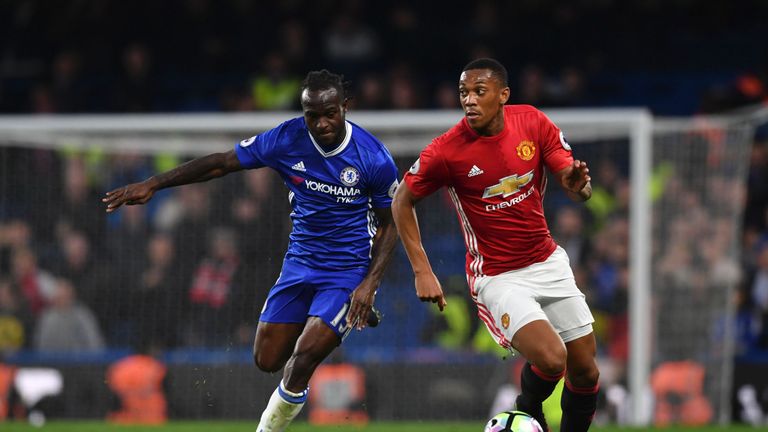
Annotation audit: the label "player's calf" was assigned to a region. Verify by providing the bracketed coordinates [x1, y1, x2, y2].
[515, 363, 564, 432]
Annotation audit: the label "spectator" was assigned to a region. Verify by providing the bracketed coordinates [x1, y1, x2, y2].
[552, 205, 591, 269]
[132, 233, 183, 349]
[432, 81, 461, 109]
[52, 230, 111, 306]
[33, 277, 105, 353]
[184, 227, 243, 346]
[250, 52, 301, 110]
[112, 44, 156, 112]
[324, 12, 379, 76]
[388, 63, 423, 109]
[106, 204, 149, 281]
[47, 50, 87, 113]
[517, 64, 554, 107]
[278, 20, 309, 71]
[10, 247, 56, 317]
[354, 73, 388, 110]
[29, 84, 56, 113]
[0, 219, 34, 273]
[57, 156, 107, 251]
[155, 183, 212, 283]
[0, 278, 33, 354]
[551, 67, 588, 107]
[384, 4, 423, 63]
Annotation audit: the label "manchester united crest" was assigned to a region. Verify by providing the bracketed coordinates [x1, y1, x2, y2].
[516, 140, 535, 161]
[501, 313, 510, 329]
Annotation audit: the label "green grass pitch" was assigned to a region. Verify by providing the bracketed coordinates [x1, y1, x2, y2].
[0, 421, 762, 431]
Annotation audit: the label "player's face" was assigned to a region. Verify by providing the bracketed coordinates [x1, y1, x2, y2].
[301, 88, 348, 147]
[459, 69, 509, 136]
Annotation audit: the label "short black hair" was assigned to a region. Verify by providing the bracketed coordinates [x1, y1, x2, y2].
[462, 58, 508, 87]
[301, 69, 350, 100]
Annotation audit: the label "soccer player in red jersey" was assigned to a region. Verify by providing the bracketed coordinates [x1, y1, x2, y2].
[392, 58, 599, 431]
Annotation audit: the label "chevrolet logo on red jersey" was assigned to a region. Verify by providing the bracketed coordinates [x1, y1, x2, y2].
[482, 170, 534, 198]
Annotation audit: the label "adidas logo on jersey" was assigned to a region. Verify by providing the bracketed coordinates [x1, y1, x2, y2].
[291, 161, 306, 172]
[468, 165, 484, 177]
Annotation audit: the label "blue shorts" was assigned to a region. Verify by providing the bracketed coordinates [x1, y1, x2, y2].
[259, 258, 367, 339]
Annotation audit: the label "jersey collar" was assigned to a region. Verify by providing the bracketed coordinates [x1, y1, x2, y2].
[308, 121, 352, 158]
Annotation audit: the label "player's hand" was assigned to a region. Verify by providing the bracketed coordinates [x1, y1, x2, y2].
[346, 285, 376, 331]
[103, 180, 156, 212]
[415, 272, 447, 312]
[563, 159, 591, 193]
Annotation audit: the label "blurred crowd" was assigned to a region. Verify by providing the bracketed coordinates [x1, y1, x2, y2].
[0, 0, 767, 115]
[0, 149, 290, 354]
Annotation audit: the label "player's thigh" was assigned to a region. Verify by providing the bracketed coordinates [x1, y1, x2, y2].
[307, 288, 359, 340]
[512, 319, 567, 373]
[253, 260, 315, 369]
[258, 259, 315, 326]
[473, 273, 556, 355]
[253, 322, 304, 371]
[308, 268, 366, 339]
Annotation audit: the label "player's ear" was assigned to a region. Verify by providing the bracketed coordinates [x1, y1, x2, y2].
[500, 87, 510, 105]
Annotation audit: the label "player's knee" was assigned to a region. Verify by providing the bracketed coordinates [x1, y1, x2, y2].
[253, 349, 284, 373]
[568, 360, 600, 388]
[533, 345, 568, 376]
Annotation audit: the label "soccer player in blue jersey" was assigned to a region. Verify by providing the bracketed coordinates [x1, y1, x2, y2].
[103, 70, 400, 432]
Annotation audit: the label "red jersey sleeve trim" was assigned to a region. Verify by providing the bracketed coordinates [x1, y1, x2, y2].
[550, 158, 573, 174]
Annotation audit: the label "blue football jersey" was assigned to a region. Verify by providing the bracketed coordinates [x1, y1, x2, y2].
[234, 117, 399, 271]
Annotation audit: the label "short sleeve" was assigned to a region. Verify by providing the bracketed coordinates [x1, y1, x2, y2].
[369, 153, 400, 208]
[538, 111, 573, 173]
[403, 142, 450, 198]
[234, 124, 284, 169]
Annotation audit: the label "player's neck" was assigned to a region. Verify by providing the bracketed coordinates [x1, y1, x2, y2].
[474, 112, 506, 137]
[316, 129, 347, 152]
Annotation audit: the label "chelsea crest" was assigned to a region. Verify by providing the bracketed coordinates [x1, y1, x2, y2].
[340, 166, 360, 186]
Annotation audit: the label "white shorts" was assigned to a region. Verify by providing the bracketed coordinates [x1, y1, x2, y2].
[469, 246, 594, 350]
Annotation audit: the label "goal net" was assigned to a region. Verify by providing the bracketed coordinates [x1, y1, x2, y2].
[0, 108, 759, 425]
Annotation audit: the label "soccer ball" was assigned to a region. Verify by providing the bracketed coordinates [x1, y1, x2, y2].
[484, 410, 543, 432]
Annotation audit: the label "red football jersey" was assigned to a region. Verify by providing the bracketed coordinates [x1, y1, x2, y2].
[404, 105, 574, 277]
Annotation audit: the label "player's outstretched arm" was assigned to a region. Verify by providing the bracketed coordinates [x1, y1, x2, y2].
[557, 159, 592, 202]
[391, 182, 447, 311]
[103, 150, 243, 212]
[346, 207, 398, 330]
